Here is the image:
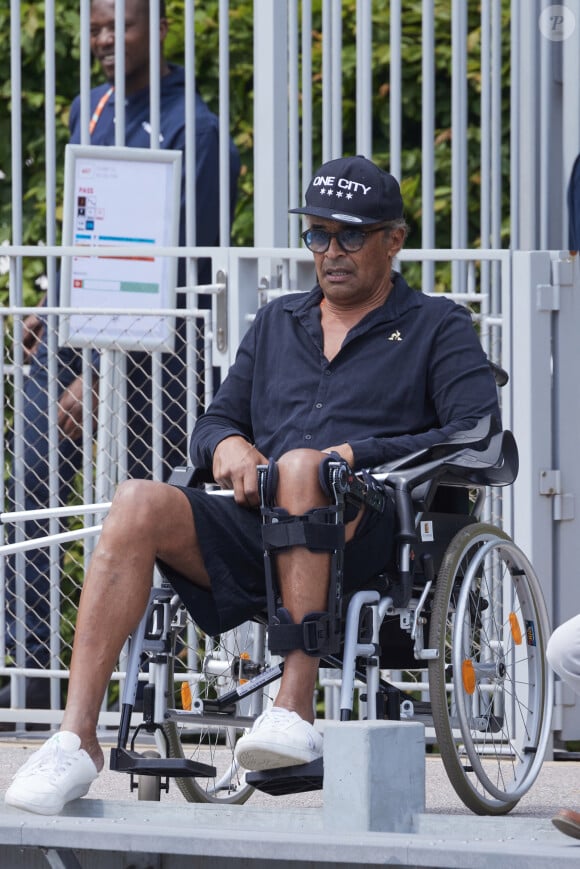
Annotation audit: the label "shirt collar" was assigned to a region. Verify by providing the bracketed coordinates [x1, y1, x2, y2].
[284, 271, 421, 324]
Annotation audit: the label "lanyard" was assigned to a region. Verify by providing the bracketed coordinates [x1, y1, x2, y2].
[88, 87, 114, 136]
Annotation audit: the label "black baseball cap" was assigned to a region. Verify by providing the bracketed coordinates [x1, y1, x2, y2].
[289, 155, 403, 225]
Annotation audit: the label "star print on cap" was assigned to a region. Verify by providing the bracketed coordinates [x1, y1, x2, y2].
[289, 155, 403, 225]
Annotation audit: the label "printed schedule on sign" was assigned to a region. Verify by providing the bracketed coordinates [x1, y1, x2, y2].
[60, 144, 182, 351]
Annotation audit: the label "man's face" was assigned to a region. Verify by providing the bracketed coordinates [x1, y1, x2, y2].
[90, 0, 152, 92]
[308, 218, 404, 306]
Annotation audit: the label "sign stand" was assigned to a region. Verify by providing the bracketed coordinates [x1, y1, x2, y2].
[94, 349, 123, 502]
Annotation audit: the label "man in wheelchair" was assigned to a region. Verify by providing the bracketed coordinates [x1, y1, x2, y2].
[5, 155, 500, 815]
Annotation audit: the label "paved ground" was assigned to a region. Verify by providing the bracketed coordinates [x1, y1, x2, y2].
[0, 734, 579, 867]
[0, 733, 578, 816]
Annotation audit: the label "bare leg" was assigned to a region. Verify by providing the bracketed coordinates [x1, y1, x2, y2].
[60, 479, 209, 770]
[272, 449, 363, 722]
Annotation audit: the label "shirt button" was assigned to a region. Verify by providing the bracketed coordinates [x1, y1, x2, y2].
[325, 370, 332, 376]
[304, 434, 312, 440]
[315, 402, 323, 409]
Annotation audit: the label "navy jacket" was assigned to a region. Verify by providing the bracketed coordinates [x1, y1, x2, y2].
[190, 273, 501, 471]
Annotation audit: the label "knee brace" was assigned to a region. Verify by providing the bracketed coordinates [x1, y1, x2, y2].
[258, 457, 349, 657]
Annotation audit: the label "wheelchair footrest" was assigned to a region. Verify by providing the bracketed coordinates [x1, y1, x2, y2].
[246, 757, 323, 795]
[110, 747, 216, 778]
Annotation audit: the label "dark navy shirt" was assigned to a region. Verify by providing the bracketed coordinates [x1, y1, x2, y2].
[190, 273, 501, 470]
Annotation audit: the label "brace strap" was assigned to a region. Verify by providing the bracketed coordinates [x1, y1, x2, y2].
[261, 506, 345, 553]
[268, 607, 338, 656]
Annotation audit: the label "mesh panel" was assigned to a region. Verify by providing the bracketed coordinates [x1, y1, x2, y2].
[3, 310, 207, 674]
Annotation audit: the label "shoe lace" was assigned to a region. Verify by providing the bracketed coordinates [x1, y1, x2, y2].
[267, 708, 296, 722]
[258, 708, 318, 748]
[16, 740, 74, 781]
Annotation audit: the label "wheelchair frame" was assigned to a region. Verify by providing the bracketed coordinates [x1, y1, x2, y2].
[110, 416, 553, 816]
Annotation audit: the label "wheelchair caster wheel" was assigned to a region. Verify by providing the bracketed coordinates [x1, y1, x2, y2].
[137, 751, 162, 802]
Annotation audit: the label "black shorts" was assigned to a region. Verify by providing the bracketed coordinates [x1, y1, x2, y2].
[159, 485, 396, 637]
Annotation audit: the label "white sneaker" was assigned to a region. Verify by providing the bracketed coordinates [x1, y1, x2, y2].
[235, 707, 323, 771]
[5, 731, 98, 815]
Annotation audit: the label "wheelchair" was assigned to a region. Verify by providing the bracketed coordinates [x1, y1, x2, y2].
[110, 413, 553, 816]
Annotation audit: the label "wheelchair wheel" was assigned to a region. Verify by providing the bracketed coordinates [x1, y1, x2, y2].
[428, 523, 552, 815]
[161, 621, 273, 804]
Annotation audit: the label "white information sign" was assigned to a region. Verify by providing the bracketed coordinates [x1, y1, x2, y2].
[59, 144, 182, 351]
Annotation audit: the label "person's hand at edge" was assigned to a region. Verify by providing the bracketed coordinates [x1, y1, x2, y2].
[22, 312, 46, 363]
[57, 374, 99, 442]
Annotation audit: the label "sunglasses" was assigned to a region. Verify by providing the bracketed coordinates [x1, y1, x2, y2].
[301, 224, 389, 253]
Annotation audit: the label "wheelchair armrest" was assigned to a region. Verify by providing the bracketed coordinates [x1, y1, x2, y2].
[372, 414, 500, 476]
[434, 413, 500, 449]
[373, 426, 518, 504]
[441, 429, 519, 487]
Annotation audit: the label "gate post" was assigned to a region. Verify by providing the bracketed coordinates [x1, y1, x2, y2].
[550, 253, 580, 740]
[253, 0, 289, 246]
[511, 250, 554, 613]
[512, 250, 580, 743]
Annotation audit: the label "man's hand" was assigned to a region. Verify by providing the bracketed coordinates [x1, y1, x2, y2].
[212, 436, 267, 507]
[22, 313, 45, 362]
[57, 375, 99, 442]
